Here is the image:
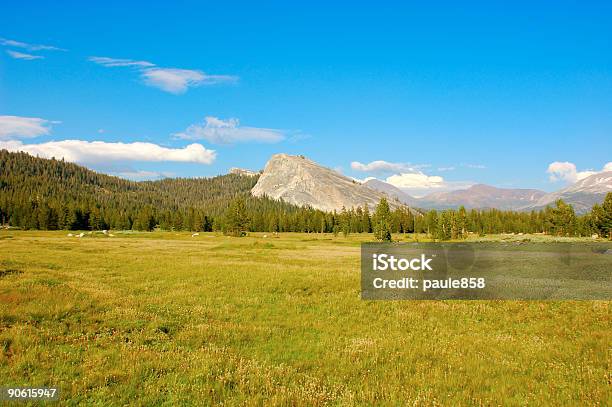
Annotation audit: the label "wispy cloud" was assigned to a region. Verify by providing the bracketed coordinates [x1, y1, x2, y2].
[351, 160, 427, 174]
[0, 115, 57, 139]
[88, 56, 154, 67]
[0, 37, 65, 51]
[173, 116, 284, 144]
[0, 139, 216, 165]
[6, 50, 44, 60]
[547, 161, 611, 183]
[437, 166, 456, 172]
[88, 55, 238, 94]
[463, 163, 486, 169]
[142, 68, 237, 94]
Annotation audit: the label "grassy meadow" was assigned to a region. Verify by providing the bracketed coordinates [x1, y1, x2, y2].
[0, 230, 610, 405]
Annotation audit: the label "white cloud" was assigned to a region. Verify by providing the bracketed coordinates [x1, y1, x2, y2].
[352, 159, 474, 196]
[546, 161, 610, 183]
[0, 37, 65, 51]
[351, 160, 424, 173]
[173, 116, 284, 144]
[0, 116, 57, 139]
[142, 68, 237, 94]
[89, 55, 238, 94]
[88, 56, 154, 67]
[0, 140, 216, 165]
[6, 50, 43, 60]
[386, 172, 445, 189]
[356, 169, 474, 197]
[384, 171, 474, 198]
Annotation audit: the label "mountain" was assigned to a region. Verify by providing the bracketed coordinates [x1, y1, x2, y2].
[522, 171, 612, 214]
[0, 149, 259, 219]
[363, 178, 420, 206]
[418, 184, 546, 210]
[229, 167, 259, 177]
[251, 153, 408, 212]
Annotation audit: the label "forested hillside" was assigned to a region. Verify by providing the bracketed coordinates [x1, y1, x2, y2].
[1, 150, 610, 238]
[0, 149, 323, 231]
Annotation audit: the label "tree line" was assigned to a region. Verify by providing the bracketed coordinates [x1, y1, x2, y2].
[223, 194, 612, 240]
[1, 150, 611, 239]
[366, 195, 612, 241]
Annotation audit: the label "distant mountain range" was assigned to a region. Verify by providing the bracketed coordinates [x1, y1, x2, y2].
[365, 172, 612, 214]
[251, 154, 611, 214]
[525, 171, 612, 213]
[415, 184, 545, 211]
[362, 178, 421, 207]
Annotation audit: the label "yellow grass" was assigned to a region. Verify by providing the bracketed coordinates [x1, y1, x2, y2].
[0, 230, 610, 405]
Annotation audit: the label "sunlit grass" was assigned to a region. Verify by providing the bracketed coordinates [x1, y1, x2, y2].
[0, 230, 609, 405]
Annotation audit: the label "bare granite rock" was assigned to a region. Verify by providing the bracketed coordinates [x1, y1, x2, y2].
[251, 153, 407, 212]
[229, 167, 259, 177]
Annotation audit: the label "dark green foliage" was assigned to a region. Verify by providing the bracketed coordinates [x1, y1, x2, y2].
[430, 206, 469, 241]
[590, 193, 612, 239]
[339, 207, 350, 237]
[544, 199, 576, 236]
[373, 198, 392, 241]
[224, 197, 250, 236]
[361, 205, 372, 233]
[422, 197, 607, 240]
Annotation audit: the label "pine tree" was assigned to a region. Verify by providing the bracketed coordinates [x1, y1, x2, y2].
[457, 206, 468, 239]
[546, 199, 576, 236]
[339, 206, 350, 237]
[362, 204, 372, 233]
[89, 206, 102, 230]
[591, 193, 612, 239]
[436, 210, 452, 241]
[373, 198, 392, 241]
[425, 209, 438, 238]
[225, 197, 250, 236]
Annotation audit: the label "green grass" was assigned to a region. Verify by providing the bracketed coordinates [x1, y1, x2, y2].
[0, 230, 610, 405]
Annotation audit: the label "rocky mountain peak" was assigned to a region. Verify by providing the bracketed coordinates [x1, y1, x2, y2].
[251, 154, 409, 212]
[229, 167, 259, 177]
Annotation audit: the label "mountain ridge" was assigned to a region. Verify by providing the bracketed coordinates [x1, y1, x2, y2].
[417, 183, 546, 210]
[251, 154, 610, 214]
[251, 153, 410, 212]
[521, 171, 612, 213]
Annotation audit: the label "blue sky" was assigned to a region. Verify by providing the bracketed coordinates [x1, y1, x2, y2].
[1, 1, 611, 195]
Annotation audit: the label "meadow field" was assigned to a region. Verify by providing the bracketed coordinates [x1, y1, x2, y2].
[0, 230, 610, 405]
